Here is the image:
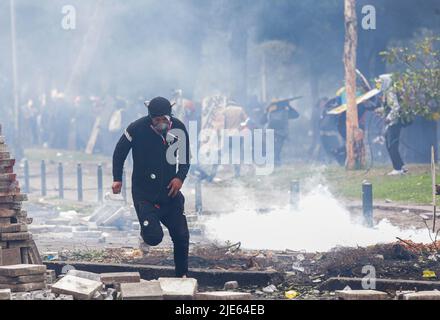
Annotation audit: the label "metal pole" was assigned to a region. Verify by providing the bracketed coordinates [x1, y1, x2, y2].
[40, 160, 46, 197]
[77, 163, 83, 202]
[195, 180, 202, 214]
[290, 180, 300, 210]
[362, 181, 373, 227]
[97, 164, 103, 203]
[24, 159, 29, 194]
[58, 163, 64, 199]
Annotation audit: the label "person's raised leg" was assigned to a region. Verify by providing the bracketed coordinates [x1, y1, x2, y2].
[160, 193, 190, 277]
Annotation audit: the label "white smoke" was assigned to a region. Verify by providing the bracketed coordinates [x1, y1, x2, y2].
[201, 184, 431, 252]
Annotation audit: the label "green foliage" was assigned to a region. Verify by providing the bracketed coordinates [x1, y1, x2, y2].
[380, 37, 440, 122]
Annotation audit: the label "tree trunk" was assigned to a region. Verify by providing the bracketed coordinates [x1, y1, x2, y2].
[344, 0, 365, 170]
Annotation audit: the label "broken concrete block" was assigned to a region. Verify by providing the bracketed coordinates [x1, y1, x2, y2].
[0, 264, 46, 277]
[0, 288, 11, 300]
[224, 281, 239, 290]
[67, 269, 102, 282]
[51, 275, 103, 300]
[120, 281, 163, 300]
[403, 291, 440, 300]
[195, 291, 252, 300]
[336, 290, 388, 300]
[158, 277, 198, 300]
[100, 272, 140, 285]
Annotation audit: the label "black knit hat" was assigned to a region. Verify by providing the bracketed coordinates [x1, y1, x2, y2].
[146, 97, 172, 117]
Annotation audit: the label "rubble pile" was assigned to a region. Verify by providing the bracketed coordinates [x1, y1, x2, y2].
[0, 124, 41, 265]
[0, 264, 253, 300]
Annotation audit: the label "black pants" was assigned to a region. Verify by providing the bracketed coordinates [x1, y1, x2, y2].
[274, 135, 286, 166]
[385, 123, 404, 170]
[134, 192, 190, 277]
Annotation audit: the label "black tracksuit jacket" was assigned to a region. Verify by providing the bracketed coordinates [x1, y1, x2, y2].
[112, 116, 191, 204]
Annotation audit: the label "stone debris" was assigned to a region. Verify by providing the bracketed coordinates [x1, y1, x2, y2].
[158, 277, 198, 300]
[402, 291, 440, 300]
[196, 291, 252, 300]
[51, 275, 103, 300]
[0, 264, 47, 292]
[335, 289, 388, 300]
[224, 280, 239, 290]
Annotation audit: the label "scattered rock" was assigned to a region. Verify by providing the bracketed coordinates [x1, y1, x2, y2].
[223, 281, 239, 290]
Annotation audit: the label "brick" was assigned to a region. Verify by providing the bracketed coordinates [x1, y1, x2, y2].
[51, 275, 103, 300]
[0, 264, 46, 277]
[0, 217, 11, 225]
[336, 290, 388, 300]
[13, 194, 27, 202]
[0, 282, 45, 292]
[0, 209, 16, 218]
[195, 291, 252, 300]
[121, 281, 163, 300]
[0, 274, 46, 284]
[0, 288, 11, 300]
[403, 291, 440, 300]
[158, 277, 198, 300]
[0, 167, 13, 174]
[100, 272, 141, 285]
[1, 247, 21, 265]
[0, 232, 32, 241]
[67, 269, 102, 282]
[0, 173, 16, 181]
[0, 153, 10, 160]
[6, 240, 32, 248]
[0, 224, 27, 233]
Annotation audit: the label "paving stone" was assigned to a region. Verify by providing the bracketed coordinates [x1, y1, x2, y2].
[0, 209, 16, 218]
[121, 281, 164, 300]
[0, 282, 46, 292]
[158, 277, 198, 300]
[0, 288, 11, 300]
[51, 275, 103, 300]
[1, 248, 22, 265]
[0, 232, 31, 241]
[100, 272, 140, 285]
[403, 291, 440, 300]
[67, 269, 102, 282]
[0, 274, 46, 284]
[195, 291, 252, 300]
[0, 223, 27, 233]
[336, 290, 388, 300]
[0, 264, 46, 277]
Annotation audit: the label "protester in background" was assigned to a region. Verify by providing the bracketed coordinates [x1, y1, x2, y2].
[375, 74, 410, 176]
[261, 98, 300, 166]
